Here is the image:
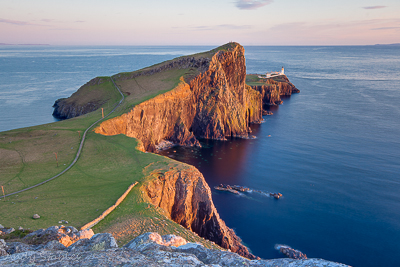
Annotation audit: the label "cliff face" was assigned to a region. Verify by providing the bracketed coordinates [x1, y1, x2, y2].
[142, 165, 257, 259]
[52, 77, 108, 120]
[95, 44, 263, 152]
[251, 75, 300, 106]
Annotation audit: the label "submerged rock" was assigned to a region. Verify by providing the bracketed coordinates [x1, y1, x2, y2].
[275, 244, 307, 260]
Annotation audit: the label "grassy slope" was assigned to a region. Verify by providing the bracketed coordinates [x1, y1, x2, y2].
[0, 43, 236, 249]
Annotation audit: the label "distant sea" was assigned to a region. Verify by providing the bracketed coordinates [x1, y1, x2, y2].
[1, 45, 400, 267]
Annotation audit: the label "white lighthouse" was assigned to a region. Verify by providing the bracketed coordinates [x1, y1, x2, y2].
[281, 66, 285, 75]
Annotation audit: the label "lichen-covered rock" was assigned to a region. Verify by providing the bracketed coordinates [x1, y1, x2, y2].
[0, 239, 7, 256]
[0, 228, 14, 235]
[23, 225, 94, 247]
[142, 165, 257, 259]
[0, 231, 351, 267]
[124, 232, 187, 250]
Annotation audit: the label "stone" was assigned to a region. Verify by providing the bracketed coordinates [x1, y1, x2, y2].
[0, 224, 4, 229]
[32, 214, 40, 219]
[6, 242, 34, 254]
[67, 233, 117, 252]
[89, 233, 118, 250]
[66, 238, 91, 252]
[43, 240, 66, 251]
[2, 228, 15, 234]
[23, 225, 93, 247]
[142, 166, 257, 259]
[276, 244, 307, 260]
[124, 232, 162, 249]
[161, 234, 187, 247]
[0, 239, 8, 255]
[0, 231, 350, 266]
[18, 226, 23, 231]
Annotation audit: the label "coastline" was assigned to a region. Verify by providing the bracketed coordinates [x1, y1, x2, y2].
[1, 43, 352, 266]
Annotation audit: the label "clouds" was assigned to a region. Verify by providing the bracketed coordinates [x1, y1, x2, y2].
[235, 0, 273, 10]
[0, 18, 32, 26]
[363, 6, 386, 10]
[192, 24, 252, 31]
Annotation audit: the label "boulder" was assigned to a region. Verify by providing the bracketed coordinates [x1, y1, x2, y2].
[23, 225, 94, 247]
[67, 233, 118, 252]
[89, 233, 118, 250]
[124, 232, 186, 250]
[32, 214, 40, 219]
[161, 234, 187, 247]
[6, 242, 34, 254]
[1, 228, 15, 235]
[276, 244, 307, 260]
[0, 239, 8, 256]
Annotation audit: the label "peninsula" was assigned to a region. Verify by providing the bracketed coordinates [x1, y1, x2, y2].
[0, 43, 348, 266]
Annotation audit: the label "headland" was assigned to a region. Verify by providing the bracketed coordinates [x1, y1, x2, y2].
[1, 42, 348, 266]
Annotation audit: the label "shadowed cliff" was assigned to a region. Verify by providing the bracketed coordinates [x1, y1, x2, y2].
[246, 74, 300, 106]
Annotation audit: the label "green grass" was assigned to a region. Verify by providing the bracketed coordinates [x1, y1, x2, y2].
[0, 43, 239, 250]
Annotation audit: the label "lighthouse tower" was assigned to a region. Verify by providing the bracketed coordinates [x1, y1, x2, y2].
[281, 66, 285, 75]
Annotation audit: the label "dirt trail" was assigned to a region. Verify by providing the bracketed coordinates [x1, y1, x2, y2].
[0, 77, 125, 199]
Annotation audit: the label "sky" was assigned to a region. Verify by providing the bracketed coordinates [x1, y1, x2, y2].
[1, 0, 400, 45]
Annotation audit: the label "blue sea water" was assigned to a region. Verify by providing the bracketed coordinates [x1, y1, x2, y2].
[1, 45, 400, 266]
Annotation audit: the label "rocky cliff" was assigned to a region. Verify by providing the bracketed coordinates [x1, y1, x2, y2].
[142, 165, 256, 259]
[250, 75, 300, 106]
[95, 43, 263, 152]
[52, 77, 110, 120]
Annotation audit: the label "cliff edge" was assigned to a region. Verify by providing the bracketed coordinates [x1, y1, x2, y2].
[94, 43, 263, 152]
[142, 164, 257, 259]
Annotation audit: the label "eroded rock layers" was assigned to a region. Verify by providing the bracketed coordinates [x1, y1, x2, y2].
[95, 44, 263, 152]
[142, 165, 257, 259]
[251, 76, 300, 106]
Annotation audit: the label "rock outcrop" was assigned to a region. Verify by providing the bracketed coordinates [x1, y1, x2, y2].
[0, 231, 350, 267]
[52, 77, 108, 120]
[251, 76, 300, 106]
[95, 43, 263, 152]
[23, 225, 94, 247]
[142, 165, 257, 259]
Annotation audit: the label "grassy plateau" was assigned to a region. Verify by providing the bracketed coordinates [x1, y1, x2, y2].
[0, 44, 238, 249]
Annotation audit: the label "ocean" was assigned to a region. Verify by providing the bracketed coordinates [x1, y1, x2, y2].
[1, 45, 400, 266]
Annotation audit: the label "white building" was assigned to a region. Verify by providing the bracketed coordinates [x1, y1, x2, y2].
[259, 67, 285, 79]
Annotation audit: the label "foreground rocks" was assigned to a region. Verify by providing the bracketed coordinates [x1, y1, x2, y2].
[0, 228, 350, 267]
[23, 225, 94, 247]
